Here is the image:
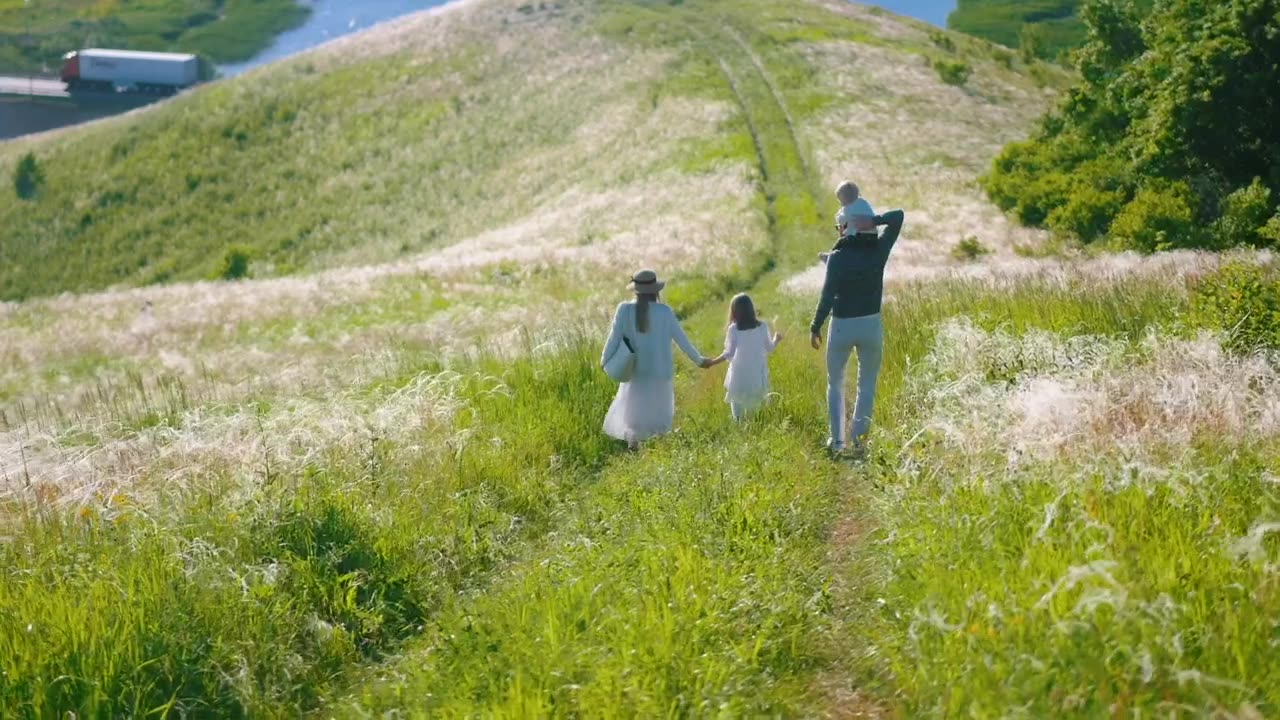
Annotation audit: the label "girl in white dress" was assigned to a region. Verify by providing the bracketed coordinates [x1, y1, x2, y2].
[601, 270, 711, 448]
[710, 293, 782, 420]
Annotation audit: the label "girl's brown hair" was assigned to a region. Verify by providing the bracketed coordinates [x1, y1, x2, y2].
[636, 292, 658, 333]
[729, 293, 760, 331]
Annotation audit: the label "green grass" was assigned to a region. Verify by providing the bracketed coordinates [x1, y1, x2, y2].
[946, 0, 1157, 61]
[344, 404, 843, 716]
[0, 348, 620, 716]
[0, 0, 307, 74]
[947, 0, 1084, 59]
[8, 273, 1276, 716]
[804, 278, 1280, 716]
[1, 0, 1277, 717]
[860, 448, 1280, 716]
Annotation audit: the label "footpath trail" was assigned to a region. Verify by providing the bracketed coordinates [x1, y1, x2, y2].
[334, 9, 880, 716]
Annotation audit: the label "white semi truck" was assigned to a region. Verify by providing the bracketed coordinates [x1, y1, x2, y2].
[60, 49, 200, 95]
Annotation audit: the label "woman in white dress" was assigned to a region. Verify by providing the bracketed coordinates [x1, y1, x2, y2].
[601, 269, 712, 448]
[709, 293, 782, 420]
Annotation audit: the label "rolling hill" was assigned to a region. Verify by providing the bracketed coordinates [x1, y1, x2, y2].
[1, 0, 1276, 717]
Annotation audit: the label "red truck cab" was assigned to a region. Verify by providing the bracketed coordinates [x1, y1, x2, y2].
[60, 51, 81, 85]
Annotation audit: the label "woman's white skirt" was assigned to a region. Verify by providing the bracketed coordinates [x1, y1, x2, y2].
[603, 377, 675, 443]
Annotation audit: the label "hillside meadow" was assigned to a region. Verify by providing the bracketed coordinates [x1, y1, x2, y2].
[0, 0, 1277, 717]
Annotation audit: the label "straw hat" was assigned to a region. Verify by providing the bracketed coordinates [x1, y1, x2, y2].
[628, 269, 665, 294]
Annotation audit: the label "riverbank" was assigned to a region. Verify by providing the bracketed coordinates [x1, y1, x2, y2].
[0, 0, 308, 75]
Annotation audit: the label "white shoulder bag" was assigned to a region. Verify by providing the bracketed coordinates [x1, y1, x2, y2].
[602, 305, 637, 383]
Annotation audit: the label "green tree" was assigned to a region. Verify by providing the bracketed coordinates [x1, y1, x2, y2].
[982, 0, 1280, 252]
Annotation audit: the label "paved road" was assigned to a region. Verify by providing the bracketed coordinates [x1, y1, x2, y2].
[0, 76, 69, 98]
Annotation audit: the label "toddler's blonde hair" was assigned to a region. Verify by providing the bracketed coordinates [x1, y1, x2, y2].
[835, 181, 859, 205]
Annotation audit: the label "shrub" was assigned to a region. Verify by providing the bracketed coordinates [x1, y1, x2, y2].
[14, 152, 43, 199]
[982, 138, 1088, 223]
[932, 58, 972, 86]
[1108, 182, 1195, 252]
[1261, 211, 1280, 247]
[982, 143, 1035, 213]
[951, 236, 992, 261]
[930, 31, 956, 53]
[1211, 178, 1274, 248]
[1014, 171, 1074, 226]
[1046, 186, 1126, 242]
[991, 47, 1015, 69]
[1188, 262, 1280, 353]
[1018, 23, 1047, 63]
[217, 245, 255, 281]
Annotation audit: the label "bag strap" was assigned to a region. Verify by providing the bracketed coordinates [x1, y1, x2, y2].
[622, 301, 638, 350]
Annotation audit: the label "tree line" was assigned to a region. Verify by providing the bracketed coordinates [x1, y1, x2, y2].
[984, 0, 1280, 252]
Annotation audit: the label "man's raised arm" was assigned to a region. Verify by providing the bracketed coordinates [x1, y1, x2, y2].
[876, 209, 905, 253]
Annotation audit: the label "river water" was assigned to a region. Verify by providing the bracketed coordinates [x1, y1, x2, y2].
[867, 0, 957, 27]
[218, 0, 452, 76]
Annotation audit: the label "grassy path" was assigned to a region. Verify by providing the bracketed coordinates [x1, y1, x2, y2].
[329, 7, 865, 716]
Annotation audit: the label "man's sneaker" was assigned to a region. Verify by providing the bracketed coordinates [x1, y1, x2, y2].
[847, 433, 872, 460]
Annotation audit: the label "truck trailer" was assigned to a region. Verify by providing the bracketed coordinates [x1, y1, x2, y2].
[61, 49, 200, 95]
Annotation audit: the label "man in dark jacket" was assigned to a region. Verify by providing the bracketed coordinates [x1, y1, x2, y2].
[809, 208, 906, 454]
